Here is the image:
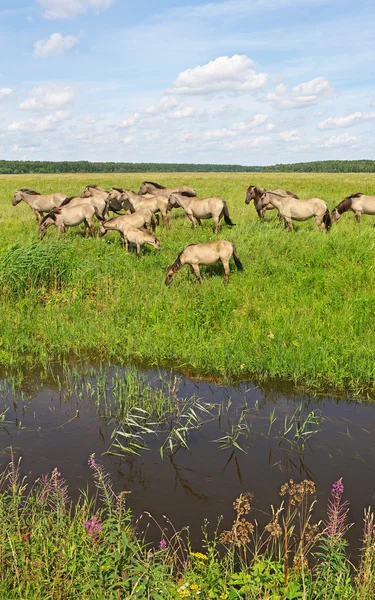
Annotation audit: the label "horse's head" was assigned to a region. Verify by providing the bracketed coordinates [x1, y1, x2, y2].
[138, 183, 148, 195]
[331, 207, 340, 223]
[107, 189, 119, 202]
[120, 191, 133, 211]
[245, 185, 263, 204]
[98, 221, 107, 237]
[151, 236, 161, 250]
[165, 255, 182, 285]
[168, 193, 181, 210]
[12, 190, 23, 206]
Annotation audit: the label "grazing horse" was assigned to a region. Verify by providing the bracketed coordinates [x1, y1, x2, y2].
[165, 240, 243, 286]
[122, 225, 160, 256]
[99, 209, 156, 247]
[60, 194, 107, 219]
[120, 190, 171, 228]
[38, 204, 103, 239]
[138, 180, 197, 198]
[168, 193, 235, 234]
[12, 189, 67, 222]
[331, 193, 375, 223]
[245, 185, 299, 220]
[262, 191, 331, 231]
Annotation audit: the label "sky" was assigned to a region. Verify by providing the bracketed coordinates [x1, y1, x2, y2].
[0, 0, 374, 165]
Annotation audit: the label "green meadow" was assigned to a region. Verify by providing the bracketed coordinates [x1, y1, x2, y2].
[1, 172, 375, 393]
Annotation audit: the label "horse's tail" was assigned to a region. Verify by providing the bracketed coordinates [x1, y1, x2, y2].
[323, 207, 332, 231]
[232, 244, 244, 271]
[60, 196, 74, 207]
[94, 206, 105, 221]
[150, 213, 156, 232]
[223, 201, 235, 226]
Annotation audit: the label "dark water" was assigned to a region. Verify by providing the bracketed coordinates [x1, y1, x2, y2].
[1, 366, 375, 553]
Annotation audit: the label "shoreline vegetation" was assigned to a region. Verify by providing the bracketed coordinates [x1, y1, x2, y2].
[1, 159, 375, 174]
[1, 450, 375, 599]
[1, 172, 375, 395]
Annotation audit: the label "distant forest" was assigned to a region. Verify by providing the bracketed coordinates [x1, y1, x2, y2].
[0, 159, 375, 174]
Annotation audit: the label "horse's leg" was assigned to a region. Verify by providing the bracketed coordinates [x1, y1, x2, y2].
[192, 264, 203, 284]
[354, 210, 361, 223]
[155, 213, 160, 226]
[186, 213, 196, 228]
[33, 209, 40, 222]
[213, 216, 220, 234]
[285, 218, 293, 232]
[222, 259, 230, 285]
[315, 216, 324, 231]
[196, 217, 202, 226]
[136, 243, 141, 257]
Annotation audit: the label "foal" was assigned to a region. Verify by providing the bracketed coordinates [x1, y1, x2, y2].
[165, 240, 243, 285]
[99, 209, 156, 247]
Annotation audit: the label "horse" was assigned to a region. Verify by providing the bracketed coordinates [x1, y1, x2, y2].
[331, 193, 375, 223]
[106, 188, 127, 213]
[81, 185, 109, 218]
[165, 240, 243, 286]
[168, 193, 235, 234]
[99, 209, 156, 247]
[60, 194, 108, 219]
[38, 204, 103, 239]
[122, 225, 160, 256]
[120, 190, 171, 228]
[12, 189, 67, 222]
[262, 191, 331, 231]
[245, 185, 299, 220]
[138, 181, 197, 198]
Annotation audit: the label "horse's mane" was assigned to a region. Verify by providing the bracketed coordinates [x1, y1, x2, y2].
[285, 190, 299, 199]
[178, 188, 196, 197]
[40, 210, 59, 225]
[112, 187, 125, 193]
[19, 188, 40, 195]
[346, 192, 364, 200]
[142, 181, 166, 189]
[334, 195, 358, 214]
[85, 184, 100, 189]
[60, 196, 75, 207]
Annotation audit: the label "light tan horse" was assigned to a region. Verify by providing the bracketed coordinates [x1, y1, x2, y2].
[245, 185, 299, 220]
[12, 189, 67, 222]
[168, 193, 235, 234]
[261, 191, 331, 231]
[138, 180, 197, 198]
[122, 226, 160, 256]
[332, 193, 375, 223]
[120, 190, 171, 228]
[38, 204, 103, 239]
[99, 209, 156, 247]
[106, 188, 127, 213]
[165, 240, 243, 285]
[60, 194, 107, 219]
[81, 185, 109, 218]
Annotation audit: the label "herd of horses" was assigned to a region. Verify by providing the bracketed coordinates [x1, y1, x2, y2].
[11, 182, 375, 284]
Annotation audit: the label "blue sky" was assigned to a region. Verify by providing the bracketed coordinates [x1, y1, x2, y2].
[0, 0, 374, 164]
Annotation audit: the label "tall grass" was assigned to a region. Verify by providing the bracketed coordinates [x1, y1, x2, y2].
[1, 173, 375, 392]
[1, 451, 375, 598]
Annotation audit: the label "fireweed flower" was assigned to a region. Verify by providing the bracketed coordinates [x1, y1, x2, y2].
[331, 477, 344, 499]
[84, 515, 103, 536]
[159, 539, 167, 550]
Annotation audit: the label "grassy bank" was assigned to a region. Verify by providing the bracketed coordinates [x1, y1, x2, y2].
[1, 173, 375, 392]
[1, 451, 375, 599]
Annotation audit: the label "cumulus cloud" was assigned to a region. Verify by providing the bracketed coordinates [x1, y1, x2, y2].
[121, 113, 141, 128]
[316, 132, 360, 148]
[204, 114, 270, 140]
[144, 96, 177, 115]
[38, 0, 115, 20]
[318, 111, 375, 129]
[20, 85, 74, 111]
[266, 77, 330, 109]
[169, 107, 199, 119]
[33, 32, 81, 58]
[279, 130, 300, 142]
[0, 88, 14, 100]
[169, 54, 267, 95]
[8, 111, 70, 132]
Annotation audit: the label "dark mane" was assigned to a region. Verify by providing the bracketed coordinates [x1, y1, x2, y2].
[112, 187, 125, 193]
[60, 196, 75, 207]
[40, 210, 59, 225]
[19, 188, 40, 195]
[85, 184, 99, 189]
[346, 192, 364, 200]
[142, 181, 166, 189]
[179, 190, 195, 197]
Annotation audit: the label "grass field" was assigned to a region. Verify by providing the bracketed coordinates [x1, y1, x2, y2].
[1, 172, 375, 393]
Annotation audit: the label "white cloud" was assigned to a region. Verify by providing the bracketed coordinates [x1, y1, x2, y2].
[38, 0, 115, 20]
[123, 135, 133, 144]
[8, 111, 70, 132]
[121, 113, 141, 128]
[266, 77, 330, 109]
[20, 85, 74, 111]
[145, 96, 177, 115]
[33, 32, 81, 58]
[0, 88, 14, 100]
[316, 132, 360, 148]
[280, 130, 300, 141]
[204, 114, 269, 140]
[169, 106, 198, 119]
[318, 111, 375, 129]
[169, 54, 267, 95]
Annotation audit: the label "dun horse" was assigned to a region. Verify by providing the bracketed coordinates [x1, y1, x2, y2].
[168, 193, 235, 234]
[165, 240, 243, 285]
[260, 191, 331, 231]
[245, 185, 299, 220]
[12, 189, 67, 222]
[38, 204, 103, 239]
[99, 209, 156, 248]
[120, 190, 171, 228]
[60, 194, 108, 219]
[332, 193, 375, 223]
[138, 181, 197, 198]
[122, 226, 160, 256]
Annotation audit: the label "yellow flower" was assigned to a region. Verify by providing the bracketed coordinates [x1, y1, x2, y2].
[190, 552, 208, 561]
[220, 594, 228, 600]
[178, 590, 191, 598]
[190, 583, 201, 592]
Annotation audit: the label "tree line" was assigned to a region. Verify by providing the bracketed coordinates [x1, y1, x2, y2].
[0, 159, 375, 174]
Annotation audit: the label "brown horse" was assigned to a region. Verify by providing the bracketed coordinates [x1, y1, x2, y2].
[332, 193, 375, 223]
